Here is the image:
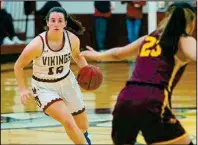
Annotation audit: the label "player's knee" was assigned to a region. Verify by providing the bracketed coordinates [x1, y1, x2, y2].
[61, 119, 77, 130]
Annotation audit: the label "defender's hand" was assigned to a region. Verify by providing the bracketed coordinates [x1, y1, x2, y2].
[80, 46, 101, 61]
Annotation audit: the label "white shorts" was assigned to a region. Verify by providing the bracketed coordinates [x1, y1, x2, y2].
[31, 70, 85, 115]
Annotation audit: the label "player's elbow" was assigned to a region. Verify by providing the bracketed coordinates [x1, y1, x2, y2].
[14, 61, 24, 73]
[14, 62, 18, 71]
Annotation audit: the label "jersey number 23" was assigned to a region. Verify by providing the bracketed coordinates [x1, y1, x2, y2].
[139, 36, 162, 57]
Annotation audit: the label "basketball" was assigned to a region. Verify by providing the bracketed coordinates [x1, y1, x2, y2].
[77, 65, 103, 90]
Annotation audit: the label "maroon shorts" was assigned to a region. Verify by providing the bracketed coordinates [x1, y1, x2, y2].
[111, 82, 186, 145]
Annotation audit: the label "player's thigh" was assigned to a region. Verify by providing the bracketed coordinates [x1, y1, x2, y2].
[63, 87, 85, 114]
[62, 74, 88, 129]
[151, 135, 191, 144]
[32, 82, 62, 111]
[142, 106, 189, 144]
[112, 101, 139, 145]
[62, 73, 85, 115]
[44, 100, 76, 126]
[112, 116, 139, 145]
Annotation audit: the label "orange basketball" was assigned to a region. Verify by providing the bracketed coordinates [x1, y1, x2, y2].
[77, 65, 103, 90]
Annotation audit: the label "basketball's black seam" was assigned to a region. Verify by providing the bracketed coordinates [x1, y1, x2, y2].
[93, 66, 98, 89]
[77, 67, 86, 89]
[77, 74, 81, 85]
[91, 66, 97, 90]
[87, 67, 93, 90]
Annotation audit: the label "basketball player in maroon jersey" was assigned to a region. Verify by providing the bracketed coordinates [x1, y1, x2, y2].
[14, 7, 91, 144]
[81, 2, 196, 145]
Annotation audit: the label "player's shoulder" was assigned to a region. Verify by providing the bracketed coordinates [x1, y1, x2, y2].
[180, 35, 196, 42]
[20, 35, 43, 58]
[31, 31, 46, 45]
[28, 35, 43, 48]
[66, 30, 79, 40]
[65, 30, 80, 44]
[179, 35, 196, 49]
[38, 31, 46, 36]
[24, 33, 44, 54]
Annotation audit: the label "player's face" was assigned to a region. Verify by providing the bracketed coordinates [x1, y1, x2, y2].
[47, 12, 66, 33]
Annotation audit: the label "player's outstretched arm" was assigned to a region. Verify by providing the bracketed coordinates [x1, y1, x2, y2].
[80, 35, 147, 61]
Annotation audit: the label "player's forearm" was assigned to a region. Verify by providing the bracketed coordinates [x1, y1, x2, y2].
[97, 47, 123, 61]
[97, 35, 146, 61]
[74, 54, 88, 68]
[14, 65, 27, 92]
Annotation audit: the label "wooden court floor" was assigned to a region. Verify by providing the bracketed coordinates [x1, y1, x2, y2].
[1, 62, 197, 144]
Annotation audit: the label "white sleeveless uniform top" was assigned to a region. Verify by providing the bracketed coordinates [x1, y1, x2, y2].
[32, 30, 72, 80]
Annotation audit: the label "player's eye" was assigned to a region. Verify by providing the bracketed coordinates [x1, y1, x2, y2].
[51, 19, 56, 23]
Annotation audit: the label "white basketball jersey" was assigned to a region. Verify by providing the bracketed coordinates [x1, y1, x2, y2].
[33, 31, 72, 80]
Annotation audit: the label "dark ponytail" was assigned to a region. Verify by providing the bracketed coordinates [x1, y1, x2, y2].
[66, 15, 86, 35]
[45, 7, 85, 35]
[160, 6, 186, 55]
[159, 2, 195, 55]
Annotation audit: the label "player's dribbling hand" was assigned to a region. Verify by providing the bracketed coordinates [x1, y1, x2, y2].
[80, 46, 100, 61]
[20, 89, 33, 105]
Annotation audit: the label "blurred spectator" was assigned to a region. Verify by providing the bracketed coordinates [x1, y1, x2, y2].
[0, 0, 25, 45]
[158, 1, 166, 9]
[94, 1, 115, 52]
[121, 1, 146, 43]
[24, 1, 36, 15]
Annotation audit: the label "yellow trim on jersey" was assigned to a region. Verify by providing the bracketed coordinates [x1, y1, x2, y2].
[152, 133, 188, 144]
[161, 56, 188, 116]
[167, 56, 187, 92]
[160, 89, 169, 117]
[161, 88, 178, 122]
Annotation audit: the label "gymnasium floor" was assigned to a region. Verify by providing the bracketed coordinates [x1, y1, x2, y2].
[1, 62, 197, 144]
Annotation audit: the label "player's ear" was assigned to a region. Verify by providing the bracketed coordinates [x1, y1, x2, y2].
[46, 20, 49, 27]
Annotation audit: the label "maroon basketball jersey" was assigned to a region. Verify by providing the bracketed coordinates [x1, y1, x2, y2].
[129, 31, 187, 90]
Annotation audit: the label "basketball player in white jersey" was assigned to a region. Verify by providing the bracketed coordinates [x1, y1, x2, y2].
[14, 7, 91, 145]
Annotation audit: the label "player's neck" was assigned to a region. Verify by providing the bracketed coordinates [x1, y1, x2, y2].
[47, 31, 63, 42]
